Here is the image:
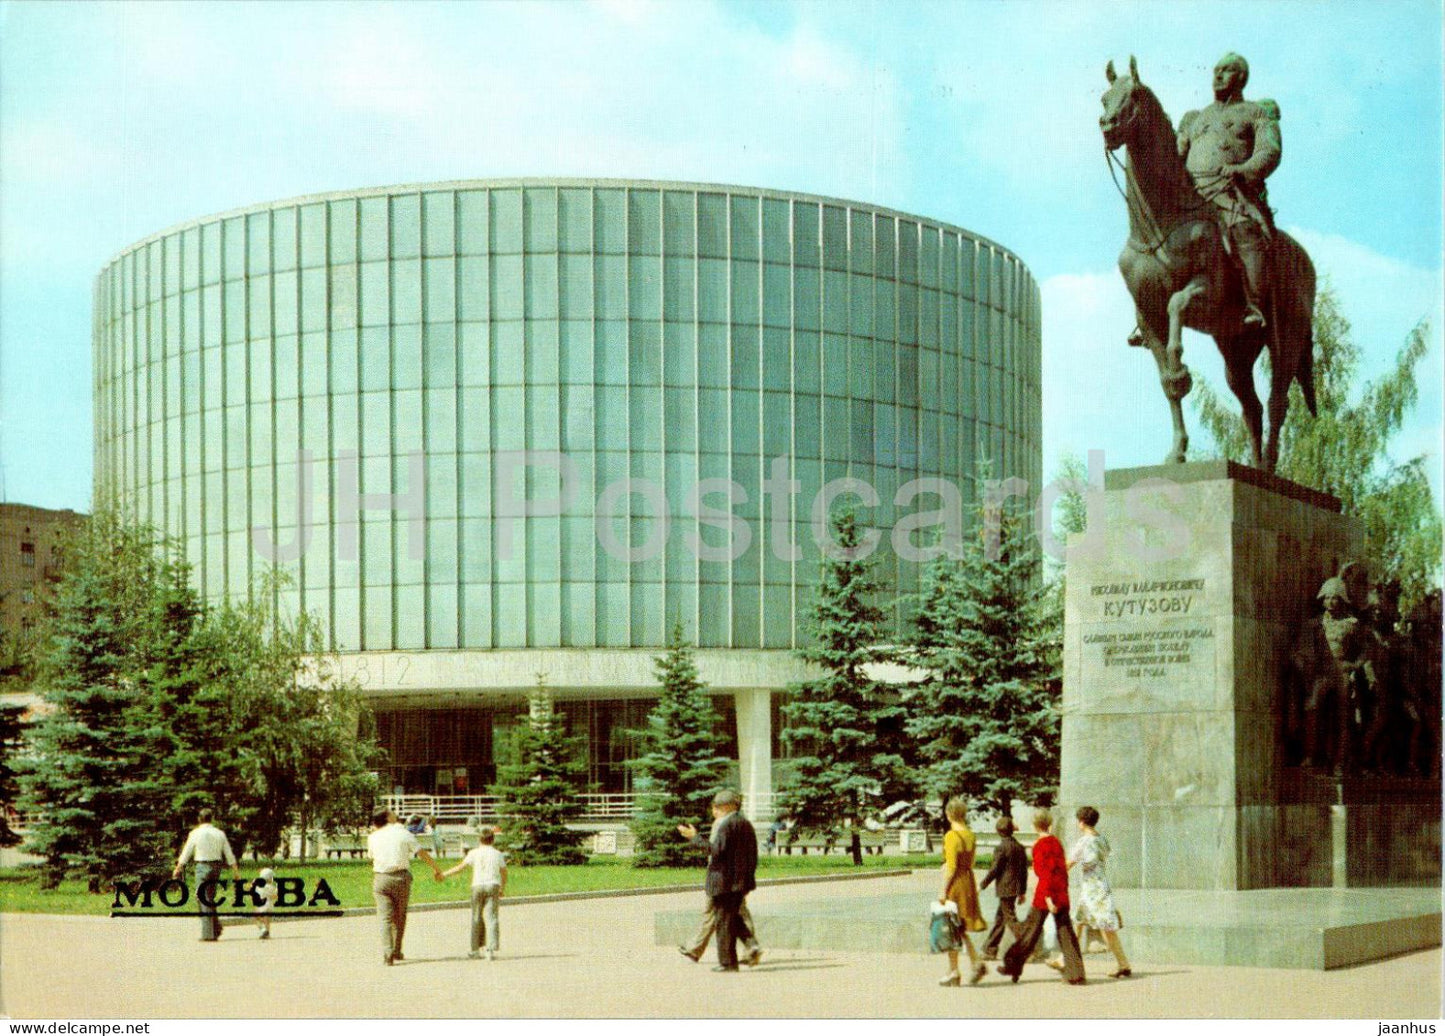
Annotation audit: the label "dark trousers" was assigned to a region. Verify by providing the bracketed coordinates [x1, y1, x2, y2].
[982, 896, 1024, 957]
[710, 891, 751, 969]
[1001, 905, 1084, 982]
[195, 861, 223, 941]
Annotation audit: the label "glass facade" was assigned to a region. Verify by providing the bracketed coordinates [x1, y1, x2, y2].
[372, 696, 737, 795]
[94, 179, 1043, 653]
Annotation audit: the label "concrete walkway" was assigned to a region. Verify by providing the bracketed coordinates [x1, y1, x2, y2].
[1, 869, 1439, 1018]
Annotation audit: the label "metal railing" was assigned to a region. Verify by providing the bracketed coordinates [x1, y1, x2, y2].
[381, 793, 640, 824]
[380, 791, 782, 825]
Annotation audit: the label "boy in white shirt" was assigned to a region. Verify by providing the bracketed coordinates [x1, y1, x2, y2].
[254, 867, 278, 939]
[441, 827, 507, 959]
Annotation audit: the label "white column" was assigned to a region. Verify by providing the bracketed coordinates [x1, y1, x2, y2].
[734, 687, 773, 824]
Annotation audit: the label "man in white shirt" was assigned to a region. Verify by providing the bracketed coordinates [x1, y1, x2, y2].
[172, 808, 241, 941]
[441, 826, 508, 959]
[368, 807, 444, 965]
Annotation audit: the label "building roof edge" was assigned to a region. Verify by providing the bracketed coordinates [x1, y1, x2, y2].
[99, 177, 1034, 277]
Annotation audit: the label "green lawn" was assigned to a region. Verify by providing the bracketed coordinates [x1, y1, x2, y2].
[0, 852, 934, 916]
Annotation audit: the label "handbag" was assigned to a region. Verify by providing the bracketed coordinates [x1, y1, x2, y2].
[929, 901, 961, 953]
[1041, 911, 1059, 954]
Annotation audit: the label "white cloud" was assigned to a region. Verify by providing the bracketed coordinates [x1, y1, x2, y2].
[591, 0, 655, 26]
[0, 121, 110, 188]
[1041, 269, 1182, 474]
[1288, 226, 1444, 358]
[784, 26, 859, 92]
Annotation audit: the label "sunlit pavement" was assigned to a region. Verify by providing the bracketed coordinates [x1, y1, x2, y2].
[2, 869, 1438, 1018]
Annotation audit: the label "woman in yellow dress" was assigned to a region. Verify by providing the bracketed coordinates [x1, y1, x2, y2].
[936, 796, 988, 985]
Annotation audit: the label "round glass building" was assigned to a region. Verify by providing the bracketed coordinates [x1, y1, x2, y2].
[94, 179, 1041, 817]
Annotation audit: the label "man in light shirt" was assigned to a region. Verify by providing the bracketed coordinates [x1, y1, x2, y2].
[172, 808, 241, 942]
[440, 826, 507, 959]
[368, 807, 444, 965]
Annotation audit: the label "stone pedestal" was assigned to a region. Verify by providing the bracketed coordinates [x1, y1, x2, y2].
[1280, 770, 1443, 887]
[1060, 461, 1362, 890]
[653, 885, 1442, 969]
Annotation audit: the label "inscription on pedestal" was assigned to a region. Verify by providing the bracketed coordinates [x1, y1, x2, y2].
[1091, 577, 1206, 618]
[1082, 577, 1215, 682]
[1086, 627, 1214, 678]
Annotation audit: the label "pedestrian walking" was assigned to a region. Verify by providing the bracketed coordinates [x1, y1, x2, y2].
[368, 807, 444, 965]
[172, 808, 241, 942]
[978, 815, 1029, 961]
[933, 797, 988, 986]
[677, 789, 759, 972]
[998, 809, 1085, 985]
[439, 826, 508, 960]
[1066, 806, 1131, 978]
[254, 867, 278, 940]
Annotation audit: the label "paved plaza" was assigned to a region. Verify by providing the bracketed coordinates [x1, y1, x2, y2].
[1, 870, 1439, 1018]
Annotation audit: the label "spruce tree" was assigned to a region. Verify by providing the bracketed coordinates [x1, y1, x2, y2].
[904, 497, 1061, 816]
[0, 628, 34, 848]
[779, 507, 906, 863]
[18, 510, 385, 885]
[628, 623, 729, 867]
[491, 676, 590, 865]
[0, 702, 26, 848]
[18, 512, 198, 889]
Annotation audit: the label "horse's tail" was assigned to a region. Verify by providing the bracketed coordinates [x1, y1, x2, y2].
[1297, 324, 1318, 417]
[1275, 233, 1318, 415]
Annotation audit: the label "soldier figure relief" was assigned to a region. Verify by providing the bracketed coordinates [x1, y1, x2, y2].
[1291, 577, 1372, 776]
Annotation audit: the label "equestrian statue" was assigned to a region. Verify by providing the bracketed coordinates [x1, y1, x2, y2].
[1099, 53, 1316, 472]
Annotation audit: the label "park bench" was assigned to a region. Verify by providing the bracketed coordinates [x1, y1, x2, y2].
[323, 834, 367, 859]
[776, 831, 890, 856]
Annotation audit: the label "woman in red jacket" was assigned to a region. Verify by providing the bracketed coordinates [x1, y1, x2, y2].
[997, 809, 1085, 985]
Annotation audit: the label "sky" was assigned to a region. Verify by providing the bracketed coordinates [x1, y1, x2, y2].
[2, 0, 1441, 514]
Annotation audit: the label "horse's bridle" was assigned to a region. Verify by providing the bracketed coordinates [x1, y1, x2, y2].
[1105, 143, 1219, 260]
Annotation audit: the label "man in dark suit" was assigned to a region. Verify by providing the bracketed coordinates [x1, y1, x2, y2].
[978, 815, 1029, 960]
[678, 789, 758, 972]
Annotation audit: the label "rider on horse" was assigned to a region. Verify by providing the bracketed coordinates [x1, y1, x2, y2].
[1127, 53, 1281, 347]
[1177, 52, 1281, 331]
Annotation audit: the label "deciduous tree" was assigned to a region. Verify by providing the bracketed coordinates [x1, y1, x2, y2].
[1195, 286, 1441, 606]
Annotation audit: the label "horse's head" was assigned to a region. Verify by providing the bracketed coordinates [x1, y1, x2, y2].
[1099, 55, 1151, 151]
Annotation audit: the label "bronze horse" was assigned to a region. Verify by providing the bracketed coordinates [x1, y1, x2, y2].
[1099, 57, 1315, 471]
